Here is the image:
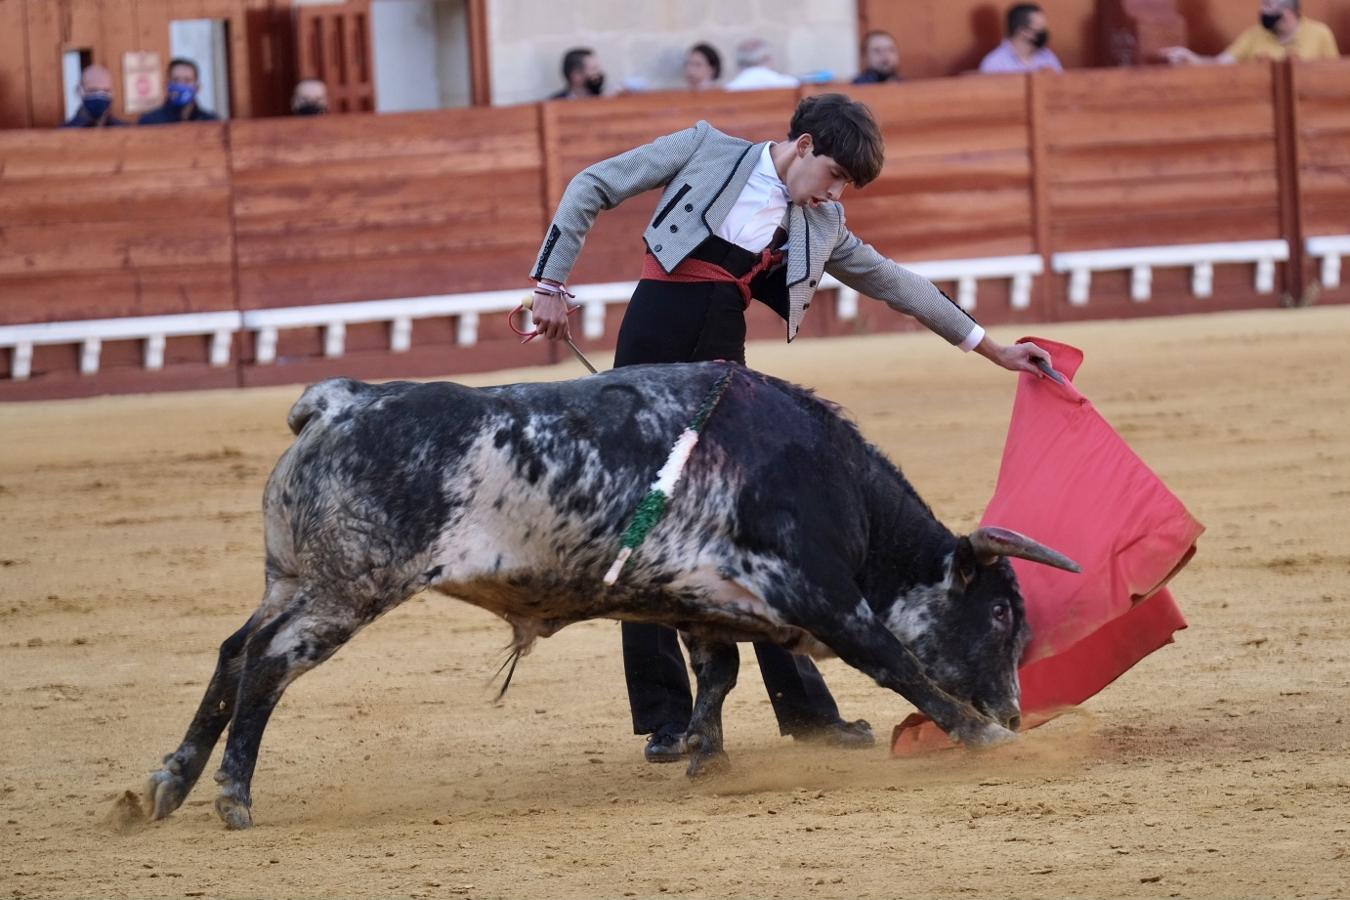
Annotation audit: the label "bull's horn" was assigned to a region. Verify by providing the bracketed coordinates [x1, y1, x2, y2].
[969, 526, 1082, 573]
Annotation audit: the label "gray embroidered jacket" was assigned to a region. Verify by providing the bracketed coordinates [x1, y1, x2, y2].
[531, 120, 979, 344]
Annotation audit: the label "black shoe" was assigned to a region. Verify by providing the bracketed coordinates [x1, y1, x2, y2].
[795, 718, 875, 749]
[643, 727, 689, 763]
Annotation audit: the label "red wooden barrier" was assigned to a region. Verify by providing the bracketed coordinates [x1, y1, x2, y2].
[1, 62, 1344, 400]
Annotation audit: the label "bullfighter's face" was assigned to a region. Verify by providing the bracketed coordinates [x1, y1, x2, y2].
[782, 135, 851, 208]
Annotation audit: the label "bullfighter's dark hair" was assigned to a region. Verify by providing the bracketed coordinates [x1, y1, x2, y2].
[787, 93, 886, 188]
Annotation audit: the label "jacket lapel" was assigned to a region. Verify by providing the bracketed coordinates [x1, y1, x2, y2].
[785, 203, 811, 286]
[701, 141, 766, 232]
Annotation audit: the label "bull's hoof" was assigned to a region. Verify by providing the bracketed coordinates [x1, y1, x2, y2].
[685, 750, 730, 779]
[953, 720, 1017, 749]
[796, 718, 875, 749]
[144, 766, 189, 821]
[212, 770, 254, 830]
[214, 794, 254, 830]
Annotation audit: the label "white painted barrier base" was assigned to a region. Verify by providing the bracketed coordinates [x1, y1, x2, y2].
[1051, 240, 1290, 306]
[1307, 235, 1350, 290]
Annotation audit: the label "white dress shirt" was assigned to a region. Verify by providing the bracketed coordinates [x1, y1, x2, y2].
[716, 142, 788, 252]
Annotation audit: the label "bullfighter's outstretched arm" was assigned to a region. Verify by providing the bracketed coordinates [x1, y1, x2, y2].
[825, 213, 1053, 376]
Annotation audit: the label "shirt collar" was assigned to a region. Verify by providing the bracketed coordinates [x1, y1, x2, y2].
[753, 142, 789, 196]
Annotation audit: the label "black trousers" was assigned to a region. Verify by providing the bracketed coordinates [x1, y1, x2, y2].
[614, 275, 843, 737]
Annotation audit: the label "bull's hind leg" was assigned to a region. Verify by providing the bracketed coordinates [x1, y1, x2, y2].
[145, 577, 299, 820]
[211, 590, 373, 829]
[680, 636, 739, 778]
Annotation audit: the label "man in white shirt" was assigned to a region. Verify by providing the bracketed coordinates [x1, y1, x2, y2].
[724, 38, 800, 91]
[528, 94, 1052, 763]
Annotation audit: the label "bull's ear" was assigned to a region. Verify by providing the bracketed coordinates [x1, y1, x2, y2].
[968, 526, 1082, 573]
[951, 537, 980, 587]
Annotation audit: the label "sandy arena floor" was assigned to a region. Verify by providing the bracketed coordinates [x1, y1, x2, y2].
[2, 307, 1349, 899]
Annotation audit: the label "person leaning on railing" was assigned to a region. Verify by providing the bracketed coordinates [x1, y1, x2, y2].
[979, 3, 1064, 74]
[1162, 0, 1339, 65]
[138, 57, 219, 125]
[852, 30, 903, 84]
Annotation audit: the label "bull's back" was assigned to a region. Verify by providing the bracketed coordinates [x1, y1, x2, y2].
[265, 366, 876, 587]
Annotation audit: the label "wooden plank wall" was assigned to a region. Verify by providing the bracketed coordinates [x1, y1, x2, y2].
[229, 104, 553, 384]
[0, 123, 236, 387]
[1, 62, 1347, 399]
[1041, 64, 1287, 319]
[0, 124, 234, 325]
[1294, 59, 1350, 306]
[0, 0, 32, 130]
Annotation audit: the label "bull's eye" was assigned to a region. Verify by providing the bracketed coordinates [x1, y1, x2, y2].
[991, 603, 1009, 623]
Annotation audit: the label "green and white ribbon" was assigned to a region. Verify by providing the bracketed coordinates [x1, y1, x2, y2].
[603, 369, 735, 586]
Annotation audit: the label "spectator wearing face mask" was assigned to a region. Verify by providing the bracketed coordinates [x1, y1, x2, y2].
[291, 79, 329, 116]
[64, 64, 128, 127]
[852, 30, 903, 84]
[549, 48, 606, 100]
[979, 4, 1064, 74]
[1161, 0, 1338, 65]
[138, 58, 219, 124]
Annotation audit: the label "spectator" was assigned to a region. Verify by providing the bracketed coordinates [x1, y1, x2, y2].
[549, 48, 606, 100]
[852, 30, 903, 84]
[64, 64, 127, 128]
[979, 4, 1064, 74]
[1162, 0, 1338, 65]
[291, 79, 329, 115]
[684, 42, 722, 91]
[724, 38, 799, 91]
[139, 58, 219, 124]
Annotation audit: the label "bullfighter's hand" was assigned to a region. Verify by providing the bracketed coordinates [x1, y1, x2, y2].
[976, 336, 1053, 376]
[530, 290, 573, 342]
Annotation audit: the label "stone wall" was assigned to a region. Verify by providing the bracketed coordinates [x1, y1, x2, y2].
[486, 0, 859, 104]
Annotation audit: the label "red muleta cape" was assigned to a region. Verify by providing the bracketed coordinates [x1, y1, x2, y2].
[892, 338, 1204, 755]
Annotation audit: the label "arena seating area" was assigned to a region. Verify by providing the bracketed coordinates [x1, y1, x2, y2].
[1, 59, 1347, 399]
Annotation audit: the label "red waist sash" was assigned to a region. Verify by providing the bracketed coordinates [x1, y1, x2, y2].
[641, 248, 784, 307]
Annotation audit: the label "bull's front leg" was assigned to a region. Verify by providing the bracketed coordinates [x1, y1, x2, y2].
[679, 635, 739, 778]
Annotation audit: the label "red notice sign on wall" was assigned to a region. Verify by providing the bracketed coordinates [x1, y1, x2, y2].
[123, 51, 163, 115]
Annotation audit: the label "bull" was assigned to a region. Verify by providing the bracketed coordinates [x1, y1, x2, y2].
[141, 362, 1079, 829]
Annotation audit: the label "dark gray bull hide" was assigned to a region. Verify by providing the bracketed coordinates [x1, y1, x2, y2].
[143, 362, 1079, 829]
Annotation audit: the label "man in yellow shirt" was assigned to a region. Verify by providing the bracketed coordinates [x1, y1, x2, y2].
[1162, 0, 1339, 65]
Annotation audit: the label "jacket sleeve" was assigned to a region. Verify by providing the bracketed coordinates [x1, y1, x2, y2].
[824, 208, 981, 347]
[531, 121, 710, 282]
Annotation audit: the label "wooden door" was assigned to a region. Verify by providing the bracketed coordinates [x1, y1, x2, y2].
[244, 5, 297, 119]
[295, 0, 374, 113]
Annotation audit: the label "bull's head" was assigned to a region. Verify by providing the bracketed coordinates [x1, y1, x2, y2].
[886, 526, 1080, 734]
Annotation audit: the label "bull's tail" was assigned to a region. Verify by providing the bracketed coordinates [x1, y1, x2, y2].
[286, 378, 368, 436]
